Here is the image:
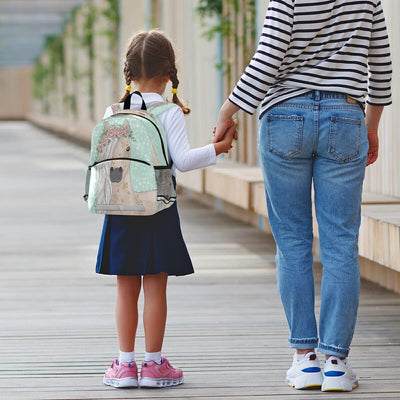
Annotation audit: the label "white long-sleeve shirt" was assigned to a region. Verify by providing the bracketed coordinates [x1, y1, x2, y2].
[103, 92, 216, 175]
[229, 0, 392, 119]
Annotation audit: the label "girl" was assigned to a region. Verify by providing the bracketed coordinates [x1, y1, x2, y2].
[96, 30, 237, 389]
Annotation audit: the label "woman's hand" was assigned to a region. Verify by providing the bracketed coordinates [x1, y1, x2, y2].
[366, 131, 379, 166]
[213, 100, 240, 143]
[213, 119, 238, 155]
[213, 119, 235, 143]
[365, 104, 383, 167]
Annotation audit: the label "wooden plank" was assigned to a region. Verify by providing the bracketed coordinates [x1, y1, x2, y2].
[362, 191, 400, 205]
[1, 121, 400, 399]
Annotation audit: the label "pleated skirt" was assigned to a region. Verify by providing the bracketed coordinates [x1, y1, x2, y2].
[95, 202, 194, 276]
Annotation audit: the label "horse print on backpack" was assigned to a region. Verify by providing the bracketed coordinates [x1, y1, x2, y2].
[84, 95, 177, 216]
[95, 121, 146, 212]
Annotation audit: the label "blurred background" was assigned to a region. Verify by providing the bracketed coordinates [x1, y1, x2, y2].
[0, 0, 399, 293]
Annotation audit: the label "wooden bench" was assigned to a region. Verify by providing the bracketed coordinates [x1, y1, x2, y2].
[359, 203, 400, 292]
[204, 162, 263, 210]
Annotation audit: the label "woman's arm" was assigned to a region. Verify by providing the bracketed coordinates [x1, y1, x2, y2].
[366, 1, 392, 107]
[161, 107, 236, 173]
[214, 0, 294, 142]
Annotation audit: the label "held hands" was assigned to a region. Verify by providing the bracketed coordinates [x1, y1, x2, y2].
[212, 119, 238, 156]
[213, 118, 239, 143]
[213, 100, 240, 149]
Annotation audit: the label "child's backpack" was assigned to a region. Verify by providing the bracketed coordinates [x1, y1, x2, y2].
[84, 92, 176, 216]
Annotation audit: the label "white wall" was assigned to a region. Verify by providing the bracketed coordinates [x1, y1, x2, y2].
[364, 0, 400, 197]
[28, 0, 400, 198]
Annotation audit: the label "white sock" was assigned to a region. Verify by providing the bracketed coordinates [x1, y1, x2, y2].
[145, 351, 162, 364]
[119, 350, 135, 363]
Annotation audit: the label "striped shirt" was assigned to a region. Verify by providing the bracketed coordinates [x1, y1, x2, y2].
[229, 0, 392, 118]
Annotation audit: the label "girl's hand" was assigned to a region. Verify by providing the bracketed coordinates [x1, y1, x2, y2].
[366, 131, 379, 166]
[213, 119, 238, 155]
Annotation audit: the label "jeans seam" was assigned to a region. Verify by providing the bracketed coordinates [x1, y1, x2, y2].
[313, 107, 319, 153]
[289, 337, 319, 344]
[318, 342, 350, 357]
[271, 105, 362, 112]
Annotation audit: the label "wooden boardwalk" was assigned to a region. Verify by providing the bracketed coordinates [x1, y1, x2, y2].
[1, 121, 399, 400]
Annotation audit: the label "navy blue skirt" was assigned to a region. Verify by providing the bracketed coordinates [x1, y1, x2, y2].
[96, 202, 194, 276]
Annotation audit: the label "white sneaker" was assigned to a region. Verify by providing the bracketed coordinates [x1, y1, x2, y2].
[286, 352, 323, 389]
[322, 356, 358, 392]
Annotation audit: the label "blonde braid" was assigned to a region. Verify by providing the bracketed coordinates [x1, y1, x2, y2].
[118, 61, 132, 103]
[170, 65, 190, 115]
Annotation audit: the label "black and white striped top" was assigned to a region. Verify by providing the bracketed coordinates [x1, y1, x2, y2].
[229, 0, 392, 118]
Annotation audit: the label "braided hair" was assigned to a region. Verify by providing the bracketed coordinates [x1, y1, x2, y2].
[119, 30, 190, 115]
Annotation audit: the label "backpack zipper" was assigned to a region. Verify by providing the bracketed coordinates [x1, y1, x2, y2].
[89, 157, 151, 169]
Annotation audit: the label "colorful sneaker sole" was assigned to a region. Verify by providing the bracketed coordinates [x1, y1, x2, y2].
[103, 377, 139, 388]
[322, 376, 359, 392]
[140, 376, 184, 388]
[286, 372, 323, 390]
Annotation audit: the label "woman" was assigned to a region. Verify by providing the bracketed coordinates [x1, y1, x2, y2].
[214, 0, 392, 392]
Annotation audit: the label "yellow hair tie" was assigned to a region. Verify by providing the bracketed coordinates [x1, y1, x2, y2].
[171, 88, 178, 94]
[125, 85, 131, 92]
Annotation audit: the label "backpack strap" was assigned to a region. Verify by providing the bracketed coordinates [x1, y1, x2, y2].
[123, 91, 147, 110]
[83, 166, 90, 202]
[149, 103, 177, 169]
[149, 102, 177, 116]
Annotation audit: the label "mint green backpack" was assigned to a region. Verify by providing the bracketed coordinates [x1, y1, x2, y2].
[84, 92, 176, 216]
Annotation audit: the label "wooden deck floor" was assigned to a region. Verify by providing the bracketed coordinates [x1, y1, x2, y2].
[1, 121, 400, 400]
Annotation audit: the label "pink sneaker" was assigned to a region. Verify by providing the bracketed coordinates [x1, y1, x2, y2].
[103, 359, 138, 388]
[140, 357, 184, 387]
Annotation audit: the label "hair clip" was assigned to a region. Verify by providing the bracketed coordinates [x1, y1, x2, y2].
[125, 85, 131, 92]
[171, 88, 178, 94]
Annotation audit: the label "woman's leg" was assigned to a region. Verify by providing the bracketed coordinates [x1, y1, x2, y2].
[143, 272, 168, 352]
[259, 105, 318, 351]
[314, 105, 368, 358]
[116, 275, 142, 352]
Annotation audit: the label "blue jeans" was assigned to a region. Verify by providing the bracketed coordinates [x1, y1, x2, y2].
[259, 91, 368, 358]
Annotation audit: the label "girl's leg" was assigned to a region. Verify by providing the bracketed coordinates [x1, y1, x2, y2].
[104, 276, 141, 388]
[116, 275, 142, 352]
[140, 273, 184, 388]
[143, 272, 168, 352]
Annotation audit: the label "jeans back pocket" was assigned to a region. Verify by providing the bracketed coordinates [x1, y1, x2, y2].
[265, 114, 304, 159]
[328, 116, 361, 163]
